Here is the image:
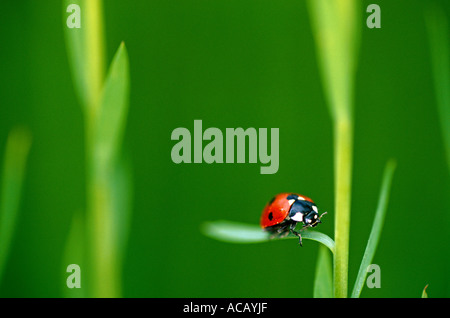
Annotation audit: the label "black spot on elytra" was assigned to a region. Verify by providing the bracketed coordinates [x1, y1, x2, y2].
[268, 212, 273, 221]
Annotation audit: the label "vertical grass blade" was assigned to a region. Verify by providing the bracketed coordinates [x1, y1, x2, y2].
[425, 6, 450, 174]
[351, 160, 396, 298]
[110, 156, 133, 265]
[331, 117, 353, 298]
[307, 0, 361, 298]
[87, 43, 130, 298]
[306, 0, 360, 121]
[63, 0, 105, 118]
[64, 0, 131, 297]
[313, 245, 333, 298]
[0, 127, 31, 281]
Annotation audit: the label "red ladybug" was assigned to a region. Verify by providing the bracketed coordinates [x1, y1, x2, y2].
[260, 193, 327, 246]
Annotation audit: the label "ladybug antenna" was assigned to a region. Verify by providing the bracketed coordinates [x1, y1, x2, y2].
[319, 212, 327, 221]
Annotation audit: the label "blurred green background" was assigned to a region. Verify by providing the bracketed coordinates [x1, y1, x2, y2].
[0, 0, 449, 297]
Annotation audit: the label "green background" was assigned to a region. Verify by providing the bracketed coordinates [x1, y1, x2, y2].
[0, 0, 449, 297]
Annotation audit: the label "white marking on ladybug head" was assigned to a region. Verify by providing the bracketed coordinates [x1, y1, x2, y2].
[297, 196, 305, 201]
[291, 212, 303, 222]
[288, 199, 295, 206]
[312, 205, 318, 213]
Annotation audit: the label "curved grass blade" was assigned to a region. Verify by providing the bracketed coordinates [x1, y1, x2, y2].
[314, 245, 333, 298]
[422, 284, 429, 298]
[0, 127, 31, 281]
[202, 220, 335, 254]
[351, 159, 396, 298]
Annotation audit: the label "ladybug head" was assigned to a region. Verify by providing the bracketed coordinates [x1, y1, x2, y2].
[304, 211, 327, 227]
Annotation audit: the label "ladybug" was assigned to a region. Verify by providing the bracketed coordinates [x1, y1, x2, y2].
[260, 193, 327, 246]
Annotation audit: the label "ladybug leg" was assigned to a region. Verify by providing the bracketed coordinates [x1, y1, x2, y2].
[293, 231, 303, 246]
[289, 222, 303, 246]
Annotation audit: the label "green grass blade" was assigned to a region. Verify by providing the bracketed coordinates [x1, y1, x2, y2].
[109, 157, 133, 264]
[202, 220, 335, 254]
[202, 220, 269, 243]
[425, 5, 450, 174]
[63, 0, 105, 116]
[87, 42, 130, 298]
[313, 245, 333, 298]
[94, 42, 130, 167]
[0, 127, 31, 281]
[64, 0, 131, 297]
[351, 159, 396, 298]
[94, 42, 131, 261]
[306, 0, 360, 121]
[307, 0, 361, 298]
[422, 284, 429, 298]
